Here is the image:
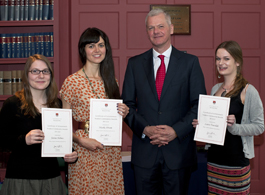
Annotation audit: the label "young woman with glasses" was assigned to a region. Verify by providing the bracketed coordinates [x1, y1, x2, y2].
[0, 54, 78, 195]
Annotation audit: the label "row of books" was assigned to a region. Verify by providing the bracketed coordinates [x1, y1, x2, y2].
[0, 70, 23, 95]
[0, 0, 54, 21]
[0, 32, 53, 58]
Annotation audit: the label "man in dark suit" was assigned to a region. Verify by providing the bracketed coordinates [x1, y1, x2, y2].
[122, 9, 206, 195]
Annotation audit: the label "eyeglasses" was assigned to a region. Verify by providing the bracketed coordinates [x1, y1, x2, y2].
[29, 69, 51, 75]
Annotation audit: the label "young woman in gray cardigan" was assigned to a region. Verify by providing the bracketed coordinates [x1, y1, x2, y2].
[192, 41, 264, 194]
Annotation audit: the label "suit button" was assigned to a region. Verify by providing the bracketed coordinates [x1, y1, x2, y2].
[158, 111, 162, 114]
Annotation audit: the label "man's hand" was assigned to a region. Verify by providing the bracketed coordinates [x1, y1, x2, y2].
[143, 126, 159, 138]
[147, 125, 177, 147]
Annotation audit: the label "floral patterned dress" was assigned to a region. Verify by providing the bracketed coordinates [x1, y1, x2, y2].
[60, 72, 124, 195]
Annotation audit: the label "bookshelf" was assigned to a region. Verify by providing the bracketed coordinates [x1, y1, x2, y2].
[0, 0, 59, 98]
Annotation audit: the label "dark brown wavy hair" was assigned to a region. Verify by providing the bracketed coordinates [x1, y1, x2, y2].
[78, 27, 120, 99]
[15, 54, 61, 117]
[215, 41, 248, 97]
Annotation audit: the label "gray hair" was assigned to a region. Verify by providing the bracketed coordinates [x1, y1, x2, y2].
[145, 9, 172, 26]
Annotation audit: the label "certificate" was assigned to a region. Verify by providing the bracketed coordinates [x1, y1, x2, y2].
[89, 99, 123, 146]
[194, 95, 230, 145]
[41, 108, 72, 157]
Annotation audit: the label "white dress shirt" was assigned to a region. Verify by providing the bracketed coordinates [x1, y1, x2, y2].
[152, 45, 172, 79]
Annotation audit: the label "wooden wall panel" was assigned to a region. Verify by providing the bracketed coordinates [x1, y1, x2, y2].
[198, 57, 215, 95]
[80, 0, 119, 4]
[173, 0, 214, 4]
[79, 12, 120, 49]
[127, 12, 151, 49]
[221, 0, 261, 5]
[243, 57, 260, 89]
[222, 13, 260, 49]
[127, 0, 166, 4]
[173, 12, 214, 49]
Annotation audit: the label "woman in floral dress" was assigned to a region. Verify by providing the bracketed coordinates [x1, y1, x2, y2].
[60, 27, 129, 195]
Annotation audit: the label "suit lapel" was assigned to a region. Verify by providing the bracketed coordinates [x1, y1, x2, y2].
[143, 50, 159, 101]
[160, 48, 181, 101]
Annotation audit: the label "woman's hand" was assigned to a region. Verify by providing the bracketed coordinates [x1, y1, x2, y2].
[192, 119, 199, 128]
[227, 115, 236, 126]
[117, 103, 129, 118]
[25, 129, 44, 145]
[64, 151, 78, 163]
[79, 137, 104, 151]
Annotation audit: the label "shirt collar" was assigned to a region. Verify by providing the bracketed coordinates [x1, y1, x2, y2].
[152, 45, 172, 59]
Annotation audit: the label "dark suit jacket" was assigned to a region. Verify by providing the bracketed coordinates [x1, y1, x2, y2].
[122, 46, 206, 170]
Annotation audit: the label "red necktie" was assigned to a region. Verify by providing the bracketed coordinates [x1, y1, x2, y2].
[156, 55, 166, 101]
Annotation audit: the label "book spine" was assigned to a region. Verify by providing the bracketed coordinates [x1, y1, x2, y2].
[3, 71, 12, 95]
[30, 33, 35, 55]
[2, 0, 8, 21]
[34, 0, 39, 20]
[23, 33, 29, 58]
[20, 0, 24, 20]
[6, 34, 11, 58]
[0, 0, 5, 21]
[14, 0, 19, 21]
[50, 32, 53, 57]
[0, 34, 7, 58]
[27, 33, 33, 56]
[0, 71, 3, 95]
[38, 0, 43, 20]
[44, 32, 50, 57]
[27, 33, 32, 57]
[35, 32, 40, 54]
[11, 33, 17, 58]
[39, 33, 44, 55]
[8, 0, 14, 21]
[16, 70, 22, 91]
[48, 0, 53, 20]
[24, 0, 29, 20]
[28, 0, 34, 20]
[11, 70, 16, 94]
[0, 0, 3, 21]
[16, 34, 22, 58]
[42, 0, 48, 20]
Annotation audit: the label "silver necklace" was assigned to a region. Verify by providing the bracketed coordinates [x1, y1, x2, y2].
[221, 84, 233, 97]
[82, 68, 100, 99]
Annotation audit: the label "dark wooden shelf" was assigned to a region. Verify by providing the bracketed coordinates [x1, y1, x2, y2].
[0, 57, 54, 64]
[0, 20, 54, 27]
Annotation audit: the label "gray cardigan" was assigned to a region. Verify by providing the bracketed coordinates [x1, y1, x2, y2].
[211, 83, 264, 159]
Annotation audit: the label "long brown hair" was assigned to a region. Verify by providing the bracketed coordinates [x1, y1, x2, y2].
[78, 27, 120, 99]
[15, 54, 61, 117]
[215, 41, 248, 97]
